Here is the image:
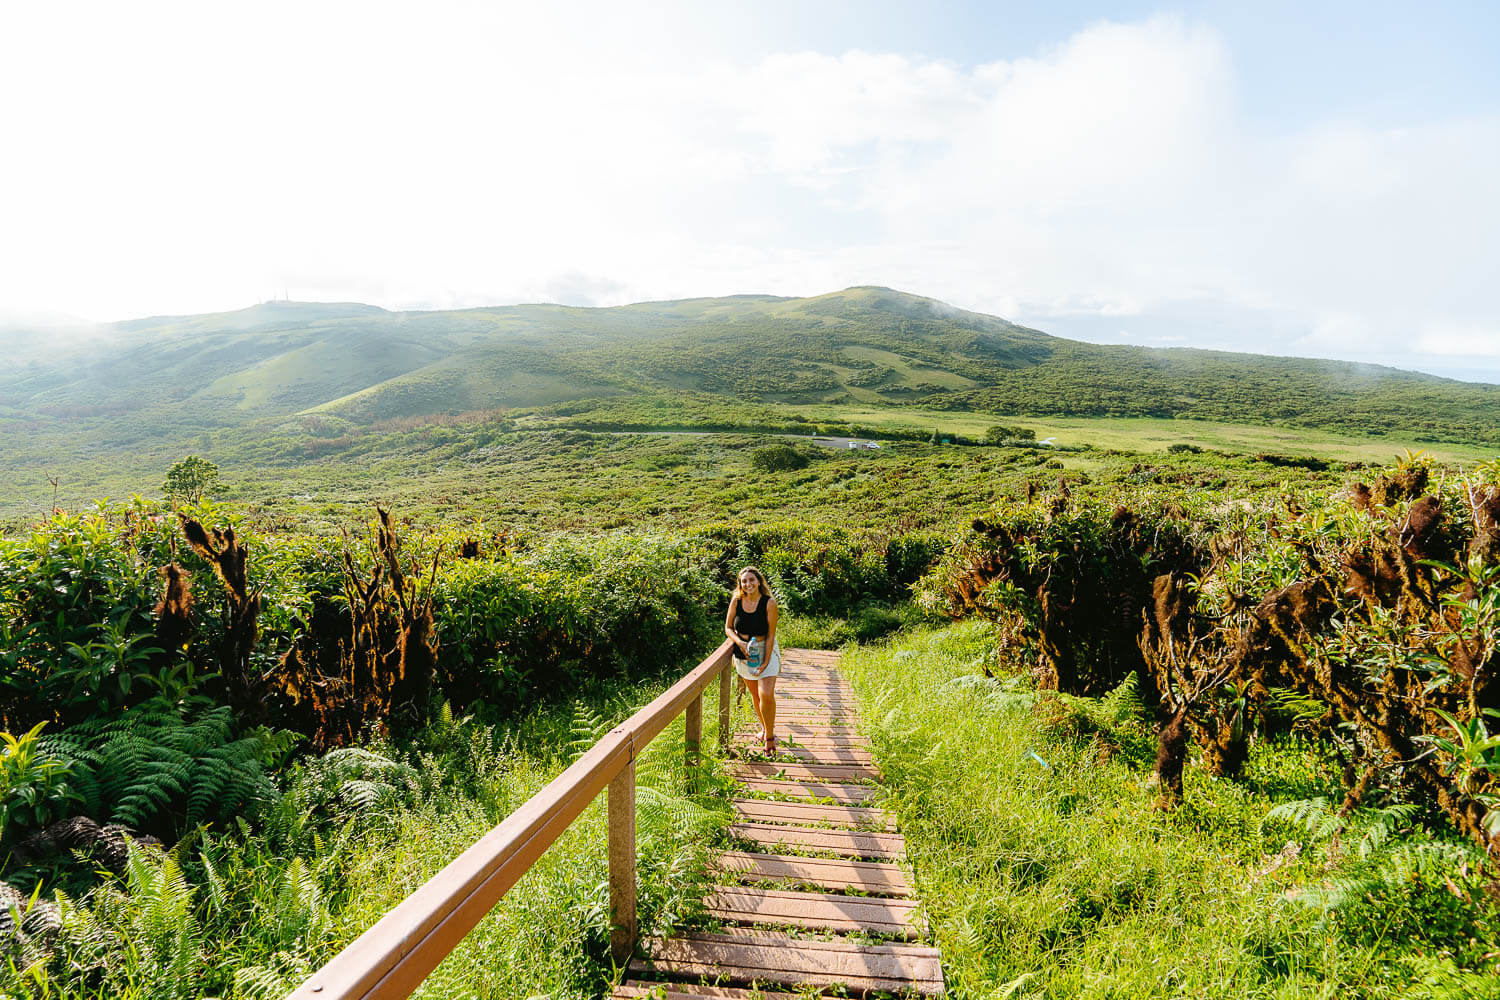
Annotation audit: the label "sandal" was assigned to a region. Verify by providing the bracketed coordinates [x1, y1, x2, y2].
[763, 735, 777, 756]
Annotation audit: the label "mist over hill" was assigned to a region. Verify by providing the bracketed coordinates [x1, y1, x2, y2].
[2, 287, 1497, 451]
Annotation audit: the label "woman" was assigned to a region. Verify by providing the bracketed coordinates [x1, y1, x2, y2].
[725, 565, 781, 755]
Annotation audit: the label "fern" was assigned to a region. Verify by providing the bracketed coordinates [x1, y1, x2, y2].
[938, 673, 1035, 711]
[288, 746, 420, 828]
[1263, 685, 1329, 724]
[121, 841, 204, 1000]
[1296, 841, 1474, 912]
[39, 704, 282, 836]
[234, 964, 289, 1000]
[1098, 671, 1146, 724]
[567, 701, 609, 762]
[1265, 795, 1345, 841]
[1265, 795, 1423, 858]
[270, 856, 326, 946]
[198, 848, 228, 919]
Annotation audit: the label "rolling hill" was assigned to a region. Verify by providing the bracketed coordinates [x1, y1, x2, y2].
[2, 287, 1497, 460]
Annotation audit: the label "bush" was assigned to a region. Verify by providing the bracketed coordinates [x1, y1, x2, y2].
[749, 444, 812, 472]
[984, 424, 1036, 444]
[432, 533, 723, 710]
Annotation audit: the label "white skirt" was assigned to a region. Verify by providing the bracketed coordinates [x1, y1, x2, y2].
[733, 638, 781, 679]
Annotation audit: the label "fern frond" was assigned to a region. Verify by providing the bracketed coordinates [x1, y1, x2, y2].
[1264, 796, 1343, 842]
[1099, 671, 1145, 724]
[567, 701, 609, 761]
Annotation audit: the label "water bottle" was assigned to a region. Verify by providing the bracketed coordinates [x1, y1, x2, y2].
[747, 638, 762, 672]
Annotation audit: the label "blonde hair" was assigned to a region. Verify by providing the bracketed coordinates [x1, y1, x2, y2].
[733, 565, 772, 602]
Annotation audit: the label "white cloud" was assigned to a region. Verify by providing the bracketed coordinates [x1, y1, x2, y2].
[0, 5, 1496, 377]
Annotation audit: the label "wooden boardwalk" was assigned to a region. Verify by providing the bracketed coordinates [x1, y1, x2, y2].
[619, 648, 945, 997]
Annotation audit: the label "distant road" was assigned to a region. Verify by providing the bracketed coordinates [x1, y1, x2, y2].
[809, 436, 882, 450]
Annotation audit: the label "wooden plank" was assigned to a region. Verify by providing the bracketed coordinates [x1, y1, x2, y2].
[776, 694, 857, 704]
[726, 761, 880, 783]
[608, 759, 637, 964]
[737, 745, 875, 766]
[740, 734, 870, 749]
[632, 929, 944, 995]
[717, 662, 732, 754]
[616, 984, 802, 1000]
[715, 850, 911, 895]
[768, 710, 864, 719]
[731, 799, 895, 830]
[704, 886, 919, 938]
[727, 822, 905, 860]
[776, 722, 861, 734]
[731, 777, 877, 804]
[733, 737, 873, 755]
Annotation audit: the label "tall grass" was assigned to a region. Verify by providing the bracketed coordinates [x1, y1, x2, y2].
[3, 677, 733, 1000]
[839, 621, 1500, 1000]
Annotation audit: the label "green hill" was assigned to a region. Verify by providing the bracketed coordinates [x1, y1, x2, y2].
[3, 286, 1497, 454]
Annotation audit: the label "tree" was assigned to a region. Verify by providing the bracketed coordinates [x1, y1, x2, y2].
[985, 424, 1036, 444]
[162, 455, 222, 504]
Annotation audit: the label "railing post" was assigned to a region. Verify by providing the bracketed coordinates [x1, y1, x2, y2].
[684, 689, 702, 788]
[718, 658, 732, 753]
[608, 749, 637, 966]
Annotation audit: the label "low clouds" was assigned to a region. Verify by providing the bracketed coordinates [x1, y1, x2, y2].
[0, 5, 1495, 378]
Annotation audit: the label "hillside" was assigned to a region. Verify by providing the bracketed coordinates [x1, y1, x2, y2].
[3, 287, 1497, 461]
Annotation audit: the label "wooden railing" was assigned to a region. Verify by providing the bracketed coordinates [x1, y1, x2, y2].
[287, 639, 738, 1000]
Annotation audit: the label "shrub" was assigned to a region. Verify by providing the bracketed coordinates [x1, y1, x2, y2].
[0, 723, 77, 845]
[433, 533, 722, 710]
[749, 444, 812, 472]
[984, 424, 1036, 444]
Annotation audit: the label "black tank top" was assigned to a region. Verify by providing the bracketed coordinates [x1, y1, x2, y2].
[733, 596, 769, 639]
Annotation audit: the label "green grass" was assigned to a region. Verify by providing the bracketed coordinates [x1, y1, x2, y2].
[789, 405, 1499, 465]
[838, 621, 1500, 1000]
[3, 674, 741, 1000]
[4, 413, 1399, 532]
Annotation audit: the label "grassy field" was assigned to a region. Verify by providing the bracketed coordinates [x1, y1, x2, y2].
[0, 422, 1374, 534]
[788, 404, 1499, 464]
[840, 622, 1499, 1000]
[0, 668, 735, 1000]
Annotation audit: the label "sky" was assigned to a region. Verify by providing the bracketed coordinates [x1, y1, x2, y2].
[2, 1, 1498, 381]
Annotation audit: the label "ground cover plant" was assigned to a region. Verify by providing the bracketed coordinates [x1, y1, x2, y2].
[2, 422, 1497, 998]
[919, 455, 1500, 848]
[0, 494, 948, 997]
[1, 678, 731, 1000]
[5, 286, 1498, 523]
[841, 622, 1500, 999]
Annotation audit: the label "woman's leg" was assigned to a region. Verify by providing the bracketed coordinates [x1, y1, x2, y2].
[758, 675, 778, 747]
[740, 675, 763, 735]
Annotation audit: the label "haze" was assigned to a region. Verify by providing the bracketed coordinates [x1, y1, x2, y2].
[2, 1, 1497, 381]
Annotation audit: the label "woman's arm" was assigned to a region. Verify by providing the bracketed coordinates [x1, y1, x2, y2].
[750, 598, 778, 676]
[725, 597, 749, 655]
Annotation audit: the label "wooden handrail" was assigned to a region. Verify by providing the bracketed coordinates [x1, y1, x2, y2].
[288, 638, 738, 1000]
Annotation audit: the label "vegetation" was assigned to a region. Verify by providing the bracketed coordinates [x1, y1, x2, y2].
[918, 454, 1500, 852]
[842, 622, 1499, 998]
[2, 295, 1498, 998]
[5, 287, 1498, 521]
[161, 456, 222, 504]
